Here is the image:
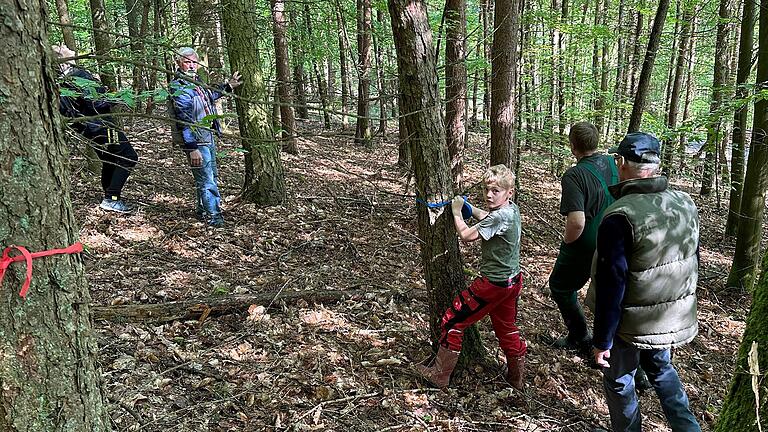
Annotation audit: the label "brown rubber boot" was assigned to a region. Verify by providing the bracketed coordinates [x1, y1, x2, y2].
[415, 346, 460, 388]
[505, 355, 525, 390]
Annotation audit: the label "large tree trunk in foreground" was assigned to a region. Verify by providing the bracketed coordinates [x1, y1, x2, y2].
[0, 5, 110, 430]
[627, 0, 670, 133]
[716, 249, 768, 430]
[445, 0, 466, 192]
[222, 0, 286, 205]
[727, 0, 768, 291]
[725, 0, 757, 236]
[270, 0, 297, 152]
[489, 0, 520, 168]
[388, 0, 484, 362]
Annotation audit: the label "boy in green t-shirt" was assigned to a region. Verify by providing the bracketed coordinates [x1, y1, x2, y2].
[415, 165, 527, 389]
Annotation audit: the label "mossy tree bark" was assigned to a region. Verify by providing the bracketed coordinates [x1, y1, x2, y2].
[0, 5, 111, 431]
[388, 0, 485, 362]
[221, 0, 286, 205]
[716, 250, 768, 430]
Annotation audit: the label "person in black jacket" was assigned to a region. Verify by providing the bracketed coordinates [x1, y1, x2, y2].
[53, 45, 138, 213]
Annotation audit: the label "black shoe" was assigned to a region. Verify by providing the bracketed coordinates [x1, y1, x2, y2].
[552, 334, 593, 356]
[635, 367, 652, 392]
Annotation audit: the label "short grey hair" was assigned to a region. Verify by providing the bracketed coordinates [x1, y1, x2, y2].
[176, 47, 198, 61]
[625, 159, 660, 176]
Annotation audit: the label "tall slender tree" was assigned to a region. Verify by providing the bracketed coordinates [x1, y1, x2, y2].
[55, 0, 77, 51]
[445, 0, 466, 190]
[0, 5, 111, 430]
[725, 0, 757, 236]
[355, 0, 373, 146]
[489, 0, 521, 168]
[700, 0, 731, 196]
[627, 0, 670, 132]
[89, 0, 116, 89]
[662, 3, 693, 173]
[270, 0, 298, 153]
[727, 0, 768, 291]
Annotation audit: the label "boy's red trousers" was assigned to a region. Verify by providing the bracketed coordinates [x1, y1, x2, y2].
[438, 274, 526, 357]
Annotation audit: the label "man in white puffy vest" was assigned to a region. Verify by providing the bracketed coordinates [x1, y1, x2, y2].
[590, 132, 701, 432]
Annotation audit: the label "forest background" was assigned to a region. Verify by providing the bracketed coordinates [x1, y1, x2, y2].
[0, 0, 767, 430]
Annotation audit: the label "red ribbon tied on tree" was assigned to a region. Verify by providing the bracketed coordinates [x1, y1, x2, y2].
[0, 242, 83, 298]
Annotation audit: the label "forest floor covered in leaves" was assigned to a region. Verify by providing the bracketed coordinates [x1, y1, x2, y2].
[70, 114, 755, 431]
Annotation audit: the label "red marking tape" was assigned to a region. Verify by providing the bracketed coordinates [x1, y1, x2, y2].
[0, 243, 83, 298]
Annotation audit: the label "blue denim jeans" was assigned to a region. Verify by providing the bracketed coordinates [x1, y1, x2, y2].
[602, 338, 700, 432]
[190, 143, 222, 224]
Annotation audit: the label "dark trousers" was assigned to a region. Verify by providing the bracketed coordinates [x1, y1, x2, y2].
[549, 251, 592, 341]
[438, 275, 527, 357]
[87, 128, 138, 199]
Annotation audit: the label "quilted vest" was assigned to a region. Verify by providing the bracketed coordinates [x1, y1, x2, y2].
[591, 176, 699, 349]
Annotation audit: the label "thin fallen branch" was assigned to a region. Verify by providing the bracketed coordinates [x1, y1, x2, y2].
[91, 288, 369, 323]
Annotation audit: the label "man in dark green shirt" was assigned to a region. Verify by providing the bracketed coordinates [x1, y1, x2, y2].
[549, 122, 617, 354]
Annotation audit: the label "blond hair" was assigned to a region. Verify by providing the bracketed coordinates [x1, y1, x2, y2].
[483, 164, 515, 190]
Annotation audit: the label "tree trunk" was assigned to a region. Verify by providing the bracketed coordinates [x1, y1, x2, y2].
[481, 0, 491, 123]
[188, 0, 223, 81]
[373, 10, 387, 135]
[626, 0, 670, 133]
[270, 0, 298, 153]
[662, 4, 693, 173]
[700, 0, 731, 196]
[89, 0, 116, 90]
[677, 17, 698, 173]
[0, 5, 111, 430]
[387, 0, 484, 361]
[397, 92, 411, 169]
[291, 10, 309, 120]
[611, 0, 626, 137]
[628, 5, 644, 95]
[355, 0, 372, 146]
[337, 7, 350, 130]
[126, 0, 150, 110]
[221, 0, 286, 205]
[144, 0, 164, 114]
[55, 0, 77, 51]
[471, 40, 480, 128]
[490, 0, 520, 168]
[716, 249, 768, 430]
[726, 0, 768, 291]
[445, 0, 466, 191]
[725, 0, 756, 236]
[305, 3, 331, 130]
